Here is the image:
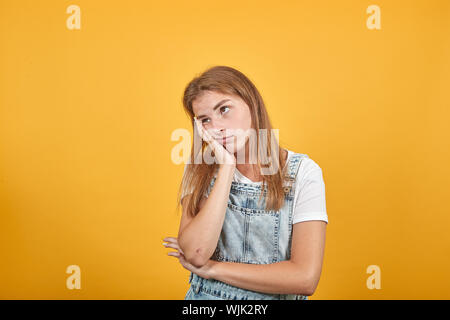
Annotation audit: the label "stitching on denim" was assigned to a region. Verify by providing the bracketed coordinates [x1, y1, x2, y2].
[227, 202, 280, 215]
[243, 212, 249, 261]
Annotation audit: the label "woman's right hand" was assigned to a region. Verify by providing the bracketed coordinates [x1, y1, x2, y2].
[194, 117, 236, 166]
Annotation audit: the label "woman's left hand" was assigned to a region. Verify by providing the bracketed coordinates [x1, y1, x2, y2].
[163, 236, 217, 280]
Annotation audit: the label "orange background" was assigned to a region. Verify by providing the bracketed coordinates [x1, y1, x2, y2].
[1, 0, 449, 299]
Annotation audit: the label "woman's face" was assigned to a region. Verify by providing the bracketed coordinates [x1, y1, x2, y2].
[192, 90, 253, 155]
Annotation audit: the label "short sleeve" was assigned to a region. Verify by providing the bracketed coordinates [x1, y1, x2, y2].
[292, 158, 328, 224]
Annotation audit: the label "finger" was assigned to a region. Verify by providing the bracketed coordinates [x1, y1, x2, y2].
[193, 117, 203, 136]
[163, 242, 177, 249]
[205, 129, 220, 147]
[163, 242, 184, 254]
[162, 238, 184, 255]
[195, 118, 212, 143]
[203, 127, 223, 147]
[177, 255, 192, 270]
[209, 134, 222, 149]
[193, 117, 199, 131]
[168, 251, 181, 257]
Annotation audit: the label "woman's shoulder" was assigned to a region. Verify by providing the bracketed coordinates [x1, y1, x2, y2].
[284, 149, 323, 174]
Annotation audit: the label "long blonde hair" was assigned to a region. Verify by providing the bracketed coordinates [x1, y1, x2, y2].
[176, 65, 289, 218]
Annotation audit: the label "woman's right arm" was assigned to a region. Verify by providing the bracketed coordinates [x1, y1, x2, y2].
[177, 164, 235, 268]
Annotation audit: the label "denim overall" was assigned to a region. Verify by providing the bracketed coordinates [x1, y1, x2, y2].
[184, 153, 309, 300]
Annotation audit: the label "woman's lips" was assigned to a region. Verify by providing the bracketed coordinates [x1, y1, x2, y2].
[217, 136, 234, 144]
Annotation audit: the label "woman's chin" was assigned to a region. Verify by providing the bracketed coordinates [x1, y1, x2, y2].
[224, 137, 248, 157]
[229, 144, 246, 156]
[224, 143, 236, 154]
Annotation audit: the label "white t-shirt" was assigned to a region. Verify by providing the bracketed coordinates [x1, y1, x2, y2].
[181, 150, 328, 225]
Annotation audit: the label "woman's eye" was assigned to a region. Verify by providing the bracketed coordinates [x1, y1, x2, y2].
[220, 106, 230, 114]
[201, 106, 230, 123]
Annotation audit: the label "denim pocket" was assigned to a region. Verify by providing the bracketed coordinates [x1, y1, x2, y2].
[217, 203, 279, 264]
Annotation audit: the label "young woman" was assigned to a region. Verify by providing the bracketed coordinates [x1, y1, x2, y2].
[163, 65, 328, 300]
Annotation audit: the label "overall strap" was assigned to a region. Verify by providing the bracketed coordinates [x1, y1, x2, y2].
[283, 153, 309, 194]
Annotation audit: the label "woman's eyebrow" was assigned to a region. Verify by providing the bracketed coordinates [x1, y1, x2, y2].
[196, 99, 231, 119]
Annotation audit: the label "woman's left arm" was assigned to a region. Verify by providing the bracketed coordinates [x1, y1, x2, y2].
[164, 220, 327, 296]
